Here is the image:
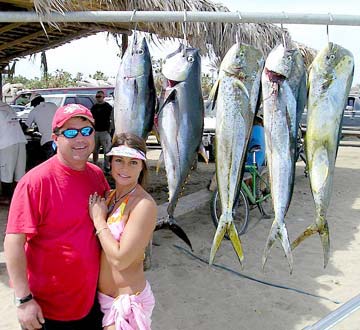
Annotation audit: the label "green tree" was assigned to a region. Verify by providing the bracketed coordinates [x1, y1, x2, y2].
[91, 71, 108, 81]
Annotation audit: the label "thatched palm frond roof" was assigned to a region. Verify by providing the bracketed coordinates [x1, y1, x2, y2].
[0, 0, 315, 71]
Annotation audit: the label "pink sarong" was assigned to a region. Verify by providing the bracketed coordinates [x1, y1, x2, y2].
[98, 281, 155, 330]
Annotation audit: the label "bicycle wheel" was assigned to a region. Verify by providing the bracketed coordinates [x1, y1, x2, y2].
[210, 188, 250, 236]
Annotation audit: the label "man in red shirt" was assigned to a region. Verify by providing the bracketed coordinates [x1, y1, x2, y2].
[4, 104, 110, 330]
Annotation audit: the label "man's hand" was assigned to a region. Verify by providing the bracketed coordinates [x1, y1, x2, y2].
[17, 299, 45, 330]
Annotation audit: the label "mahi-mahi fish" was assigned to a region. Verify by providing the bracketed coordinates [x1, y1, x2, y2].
[291, 43, 354, 268]
[114, 35, 156, 139]
[261, 44, 300, 273]
[209, 43, 264, 266]
[155, 44, 205, 249]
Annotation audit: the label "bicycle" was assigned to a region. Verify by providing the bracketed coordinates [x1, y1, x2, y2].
[210, 146, 272, 236]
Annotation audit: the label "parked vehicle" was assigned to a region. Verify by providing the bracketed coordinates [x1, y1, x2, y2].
[300, 93, 360, 139]
[16, 93, 97, 121]
[202, 100, 216, 161]
[13, 86, 114, 105]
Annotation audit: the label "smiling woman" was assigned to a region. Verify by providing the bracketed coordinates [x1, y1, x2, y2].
[88, 132, 157, 329]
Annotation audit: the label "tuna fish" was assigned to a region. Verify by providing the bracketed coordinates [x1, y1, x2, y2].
[261, 44, 300, 272]
[209, 43, 264, 266]
[155, 44, 204, 249]
[291, 43, 354, 268]
[287, 48, 307, 126]
[114, 35, 156, 139]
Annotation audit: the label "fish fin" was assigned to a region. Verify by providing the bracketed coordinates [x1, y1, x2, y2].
[158, 89, 177, 116]
[291, 219, 330, 268]
[209, 215, 227, 265]
[227, 221, 244, 267]
[209, 214, 244, 267]
[131, 80, 139, 113]
[263, 221, 293, 273]
[151, 126, 161, 144]
[155, 215, 192, 250]
[156, 151, 164, 174]
[234, 80, 249, 99]
[208, 79, 220, 110]
[198, 143, 209, 164]
[296, 72, 307, 125]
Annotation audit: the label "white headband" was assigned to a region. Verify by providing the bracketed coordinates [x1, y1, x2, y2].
[106, 145, 146, 160]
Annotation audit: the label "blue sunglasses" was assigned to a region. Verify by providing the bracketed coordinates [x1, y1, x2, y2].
[58, 126, 94, 139]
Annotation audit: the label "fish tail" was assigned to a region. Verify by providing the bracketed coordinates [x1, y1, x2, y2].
[263, 220, 293, 273]
[291, 216, 330, 268]
[155, 215, 193, 250]
[209, 213, 244, 267]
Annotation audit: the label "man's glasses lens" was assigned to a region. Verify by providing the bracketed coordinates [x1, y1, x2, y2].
[96, 95, 103, 98]
[61, 126, 94, 139]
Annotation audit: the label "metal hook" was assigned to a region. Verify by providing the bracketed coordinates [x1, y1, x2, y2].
[182, 10, 188, 47]
[280, 22, 287, 48]
[130, 10, 138, 54]
[327, 13, 333, 44]
[326, 25, 330, 44]
[236, 11, 242, 43]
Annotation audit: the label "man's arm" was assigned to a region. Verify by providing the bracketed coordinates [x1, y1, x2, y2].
[4, 234, 44, 329]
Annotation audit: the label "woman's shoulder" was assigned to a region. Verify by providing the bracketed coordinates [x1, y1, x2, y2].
[130, 187, 157, 214]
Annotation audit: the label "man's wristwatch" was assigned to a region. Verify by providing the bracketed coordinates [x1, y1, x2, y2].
[14, 293, 33, 307]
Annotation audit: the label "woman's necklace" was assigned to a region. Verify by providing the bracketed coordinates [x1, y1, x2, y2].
[108, 184, 137, 213]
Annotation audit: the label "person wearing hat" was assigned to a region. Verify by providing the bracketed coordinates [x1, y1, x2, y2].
[4, 104, 110, 330]
[88, 132, 157, 330]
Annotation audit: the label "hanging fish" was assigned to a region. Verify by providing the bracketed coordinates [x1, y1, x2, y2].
[261, 44, 299, 273]
[291, 43, 354, 268]
[287, 48, 307, 126]
[114, 35, 156, 139]
[209, 43, 264, 267]
[155, 44, 205, 250]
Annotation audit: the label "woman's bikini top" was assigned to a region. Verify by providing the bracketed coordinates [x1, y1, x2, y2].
[106, 189, 132, 242]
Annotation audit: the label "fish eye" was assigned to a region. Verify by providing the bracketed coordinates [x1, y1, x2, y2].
[136, 49, 144, 55]
[329, 54, 336, 60]
[239, 52, 244, 57]
[287, 55, 292, 61]
[187, 56, 194, 63]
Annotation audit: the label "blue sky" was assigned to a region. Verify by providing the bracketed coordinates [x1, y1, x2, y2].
[13, 0, 360, 85]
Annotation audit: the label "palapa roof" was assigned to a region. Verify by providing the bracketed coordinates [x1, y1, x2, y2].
[0, 0, 314, 71]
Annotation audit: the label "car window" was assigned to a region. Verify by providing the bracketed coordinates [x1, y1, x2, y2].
[354, 97, 360, 111]
[43, 96, 63, 107]
[76, 96, 94, 109]
[64, 97, 76, 105]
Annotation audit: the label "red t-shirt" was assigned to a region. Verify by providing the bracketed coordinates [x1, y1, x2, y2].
[6, 156, 110, 321]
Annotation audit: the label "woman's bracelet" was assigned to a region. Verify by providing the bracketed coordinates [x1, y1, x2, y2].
[95, 227, 109, 236]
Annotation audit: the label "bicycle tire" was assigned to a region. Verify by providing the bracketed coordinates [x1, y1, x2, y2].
[210, 188, 250, 236]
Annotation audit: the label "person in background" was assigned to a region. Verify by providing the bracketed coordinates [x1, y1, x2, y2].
[15, 93, 31, 106]
[91, 90, 113, 173]
[246, 114, 266, 168]
[0, 100, 27, 205]
[89, 132, 157, 330]
[25, 95, 58, 160]
[4, 104, 110, 330]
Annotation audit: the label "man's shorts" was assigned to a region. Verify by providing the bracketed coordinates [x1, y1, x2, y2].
[0, 143, 26, 183]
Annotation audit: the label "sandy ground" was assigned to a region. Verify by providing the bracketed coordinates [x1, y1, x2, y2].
[1, 146, 360, 330]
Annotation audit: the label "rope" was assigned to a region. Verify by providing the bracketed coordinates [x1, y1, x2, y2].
[173, 244, 341, 305]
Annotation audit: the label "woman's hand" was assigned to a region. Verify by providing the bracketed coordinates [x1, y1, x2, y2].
[88, 192, 108, 228]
